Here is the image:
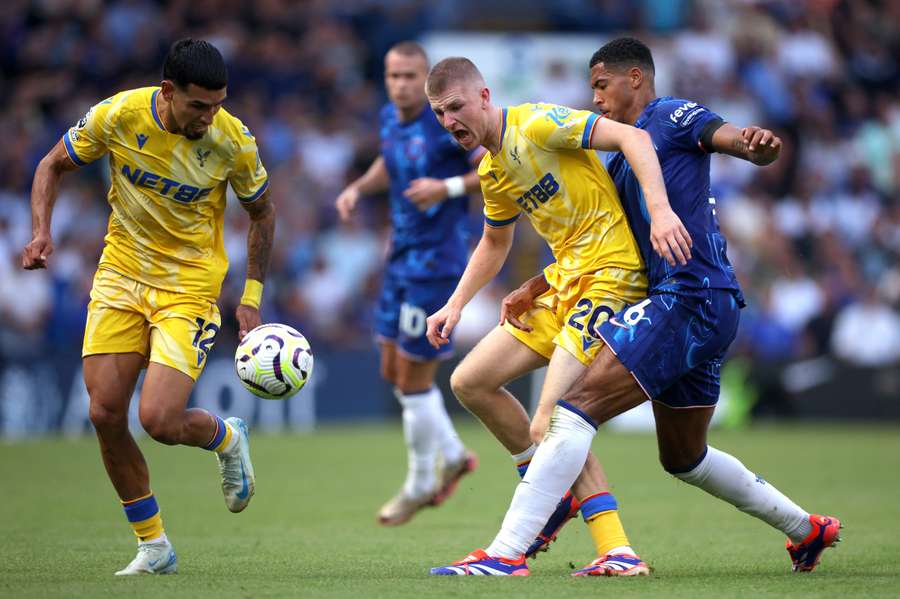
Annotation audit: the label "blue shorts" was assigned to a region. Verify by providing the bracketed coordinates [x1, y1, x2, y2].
[374, 273, 458, 361]
[596, 288, 741, 409]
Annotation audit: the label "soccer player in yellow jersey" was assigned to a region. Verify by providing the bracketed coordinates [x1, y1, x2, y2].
[423, 57, 690, 576]
[21, 39, 274, 576]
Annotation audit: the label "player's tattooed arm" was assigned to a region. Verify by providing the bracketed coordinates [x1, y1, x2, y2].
[711, 122, 782, 166]
[23, 139, 81, 270]
[235, 190, 274, 337]
[243, 190, 275, 283]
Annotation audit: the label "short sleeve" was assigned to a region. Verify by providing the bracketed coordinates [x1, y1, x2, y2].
[519, 104, 599, 151]
[482, 186, 520, 227]
[658, 100, 724, 153]
[478, 156, 519, 227]
[62, 97, 117, 166]
[229, 125, 269, 203]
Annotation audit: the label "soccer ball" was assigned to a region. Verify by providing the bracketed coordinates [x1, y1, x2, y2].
[234, 323, 313, 400]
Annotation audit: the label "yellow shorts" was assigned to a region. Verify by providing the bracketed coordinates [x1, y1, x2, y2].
[503, 268, 646, 366]
[82, 268, 221, 380]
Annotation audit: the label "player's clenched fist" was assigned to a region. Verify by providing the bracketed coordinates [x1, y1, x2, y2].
[22, 234, 53, 270]
[403, 177, 447, 211]
[741, 126, 782, 166]
[335, 186, 360, 222]
[426, 303, 461, 349]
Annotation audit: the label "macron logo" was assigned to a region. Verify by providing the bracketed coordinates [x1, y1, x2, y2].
[136, 133, 149, 149]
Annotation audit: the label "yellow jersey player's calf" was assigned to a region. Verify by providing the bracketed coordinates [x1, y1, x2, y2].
[22, 39, 275, 576]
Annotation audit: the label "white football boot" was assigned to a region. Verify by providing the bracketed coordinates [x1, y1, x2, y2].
[114, 538, 177, 576]
[216, 417, 255, 512]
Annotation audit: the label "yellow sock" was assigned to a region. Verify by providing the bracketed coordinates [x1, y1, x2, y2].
[581, 492, 631, 556]
[205, 414, 234, 453]
[122, 492, 165, 542]
[213, 421, 234, 453]
[586, 510, 630, 556]
[132, 513, 164, 542]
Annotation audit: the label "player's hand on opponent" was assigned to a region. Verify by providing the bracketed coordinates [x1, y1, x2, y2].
[426, 303, 461, 349]
[236, 304, 261, 341]
[650, 209, 692, 267]
[335, 186, 360, 222]
[22, 233, 54, 270]
[499, 286, 537, 332]
[742, 126, 782, 166]
[404, 178, 447, 211]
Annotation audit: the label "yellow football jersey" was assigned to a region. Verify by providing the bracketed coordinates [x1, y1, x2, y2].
[62, 86, 268, 301]
[478, 103, 644, 299]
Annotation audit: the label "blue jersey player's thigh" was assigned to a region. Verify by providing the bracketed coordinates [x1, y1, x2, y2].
[596, 289, 741, 407]
[395, 278, 459, 362]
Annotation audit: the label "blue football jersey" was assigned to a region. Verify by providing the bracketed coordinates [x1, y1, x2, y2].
[379, 103, 472, 281]
[604, 96, 744, 304]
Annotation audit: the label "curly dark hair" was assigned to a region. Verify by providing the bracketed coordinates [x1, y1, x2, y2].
[589, 37, 655, 74]
[162, 38, 228, 90]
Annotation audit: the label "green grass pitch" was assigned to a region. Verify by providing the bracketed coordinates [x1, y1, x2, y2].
[2, 421, 899, 598]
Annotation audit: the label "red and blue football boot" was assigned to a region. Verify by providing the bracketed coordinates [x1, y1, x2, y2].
[786, 514, 842, 572]
[430, 549, 529, 576]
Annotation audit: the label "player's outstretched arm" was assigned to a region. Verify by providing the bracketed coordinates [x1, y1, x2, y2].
[335, 156, 390, 221]
[590, 118, 692, 266]
[711, 123, 782, 166]
[237, 190, 275, 339]
[426, 222, 515, 348]
[500, 273, 550, 332]
[23, 139, 80, 270]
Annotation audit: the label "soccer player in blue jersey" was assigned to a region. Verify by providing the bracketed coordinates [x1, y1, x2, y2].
[21, 40, 272, 575]
[335, 42, 481, 526]
[432, 38, 840, 576]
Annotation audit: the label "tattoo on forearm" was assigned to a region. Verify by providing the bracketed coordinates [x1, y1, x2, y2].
[246, 204, 274, 282]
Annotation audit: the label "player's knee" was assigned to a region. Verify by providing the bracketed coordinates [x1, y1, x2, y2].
[658, 446, 704, 475]
[139, 411, 181, 446]
[449, 366, 480, 406]
[393, 372, 419, 395]
[88, 401, 128, 433]
[380, 364, 399, 387]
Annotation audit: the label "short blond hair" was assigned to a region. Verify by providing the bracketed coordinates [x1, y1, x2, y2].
[425, 57, 485, 97]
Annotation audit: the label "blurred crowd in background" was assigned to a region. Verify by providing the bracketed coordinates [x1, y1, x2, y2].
[0, 0, 898, 410]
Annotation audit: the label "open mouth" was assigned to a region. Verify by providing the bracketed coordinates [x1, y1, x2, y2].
[453, 129, 470, 144]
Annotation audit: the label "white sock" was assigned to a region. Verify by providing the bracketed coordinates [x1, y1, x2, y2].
[486, 403, 597, 559]
[673, 446, 812, 543]
[426, 386, 466, 465]
[396, 388, 440, 499]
